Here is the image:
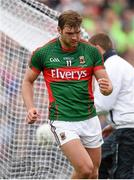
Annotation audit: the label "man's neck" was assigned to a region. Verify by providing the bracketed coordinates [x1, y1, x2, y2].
[59, 37, 76, 51]
[103, 49, 117, 61]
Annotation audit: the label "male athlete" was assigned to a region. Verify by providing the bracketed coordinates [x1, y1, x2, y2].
[22, 10, 113, 179]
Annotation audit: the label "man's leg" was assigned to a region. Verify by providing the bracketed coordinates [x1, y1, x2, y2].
[99, 133, 115, 179]
[61, 139, 94, 179]
[113, 129, 134, 179]
[86, 147, 101, 179]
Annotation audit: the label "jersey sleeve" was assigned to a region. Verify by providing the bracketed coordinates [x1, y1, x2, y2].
[29, 48, 44, 74]
[92, 47, 105, 72]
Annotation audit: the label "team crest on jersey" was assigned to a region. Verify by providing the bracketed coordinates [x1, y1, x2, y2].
[79, 56, 85, 64]
[60, 132, 66, 141]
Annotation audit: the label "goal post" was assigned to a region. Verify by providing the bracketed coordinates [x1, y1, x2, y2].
[0, 0, 88, 178]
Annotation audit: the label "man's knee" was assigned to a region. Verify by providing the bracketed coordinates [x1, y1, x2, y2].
[77, 163, 94, 178]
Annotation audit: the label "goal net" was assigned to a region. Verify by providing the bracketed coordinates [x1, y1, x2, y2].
[0, 0, 89, 178]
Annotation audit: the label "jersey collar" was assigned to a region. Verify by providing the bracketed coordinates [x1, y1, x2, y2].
[57, 37, 78, 52]
[103, 49, 117, 62]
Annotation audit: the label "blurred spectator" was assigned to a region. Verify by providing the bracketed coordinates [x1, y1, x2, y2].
[123, 47, 134, 66]
[38, 0, 60, 9]
[38, 0, 133, 63]
[56, 0, 84, 13]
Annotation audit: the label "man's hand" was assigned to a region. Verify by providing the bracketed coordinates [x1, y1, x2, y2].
[26, 108, 40, 124]
[102, 124, 113, 138]
[98, 78, 113, 96]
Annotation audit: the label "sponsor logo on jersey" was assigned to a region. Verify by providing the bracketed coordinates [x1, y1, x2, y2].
[51, 69, 87, 80]
[50, 57, 60, 62]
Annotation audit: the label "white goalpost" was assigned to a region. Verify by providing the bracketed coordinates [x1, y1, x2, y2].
[0, 0, 88, 178]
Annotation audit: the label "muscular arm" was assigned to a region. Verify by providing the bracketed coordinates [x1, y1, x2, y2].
[94, 69, 113, 96]
[22, 68, 39, 110]
[22, 68, 40, 123]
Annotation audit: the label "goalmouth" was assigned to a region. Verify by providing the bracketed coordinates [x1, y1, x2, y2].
[0, 0, 88, 178]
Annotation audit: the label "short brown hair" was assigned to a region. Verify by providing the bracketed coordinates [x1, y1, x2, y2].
[58, 10, 82, 29]
[89, 33, 113, 51]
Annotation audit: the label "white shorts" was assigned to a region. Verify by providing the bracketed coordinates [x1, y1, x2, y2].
[50, 116, 103, 148]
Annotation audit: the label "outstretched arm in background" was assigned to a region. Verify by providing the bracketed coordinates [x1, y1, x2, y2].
[102, 124, 113, 138]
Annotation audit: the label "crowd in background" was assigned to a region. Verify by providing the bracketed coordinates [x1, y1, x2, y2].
[0, 0, 133, 178]
[38, 0, 134, 66]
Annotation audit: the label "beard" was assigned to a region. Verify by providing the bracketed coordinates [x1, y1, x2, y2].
[61, 37, 79, 48]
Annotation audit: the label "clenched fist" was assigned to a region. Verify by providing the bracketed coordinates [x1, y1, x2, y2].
[26, 107, 40, 124]
[98, 78, 113, 96]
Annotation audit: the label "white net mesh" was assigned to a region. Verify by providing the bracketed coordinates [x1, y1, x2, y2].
[0, 0, 93, 178]
[0, 0, 89, 178]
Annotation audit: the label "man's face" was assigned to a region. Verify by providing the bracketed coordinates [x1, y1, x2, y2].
[58, 25, 81, 48]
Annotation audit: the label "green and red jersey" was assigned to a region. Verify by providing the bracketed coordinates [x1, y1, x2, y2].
[29, 38, 104, 121]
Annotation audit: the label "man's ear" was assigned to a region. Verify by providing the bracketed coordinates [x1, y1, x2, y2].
[57, 26, 61, 34]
